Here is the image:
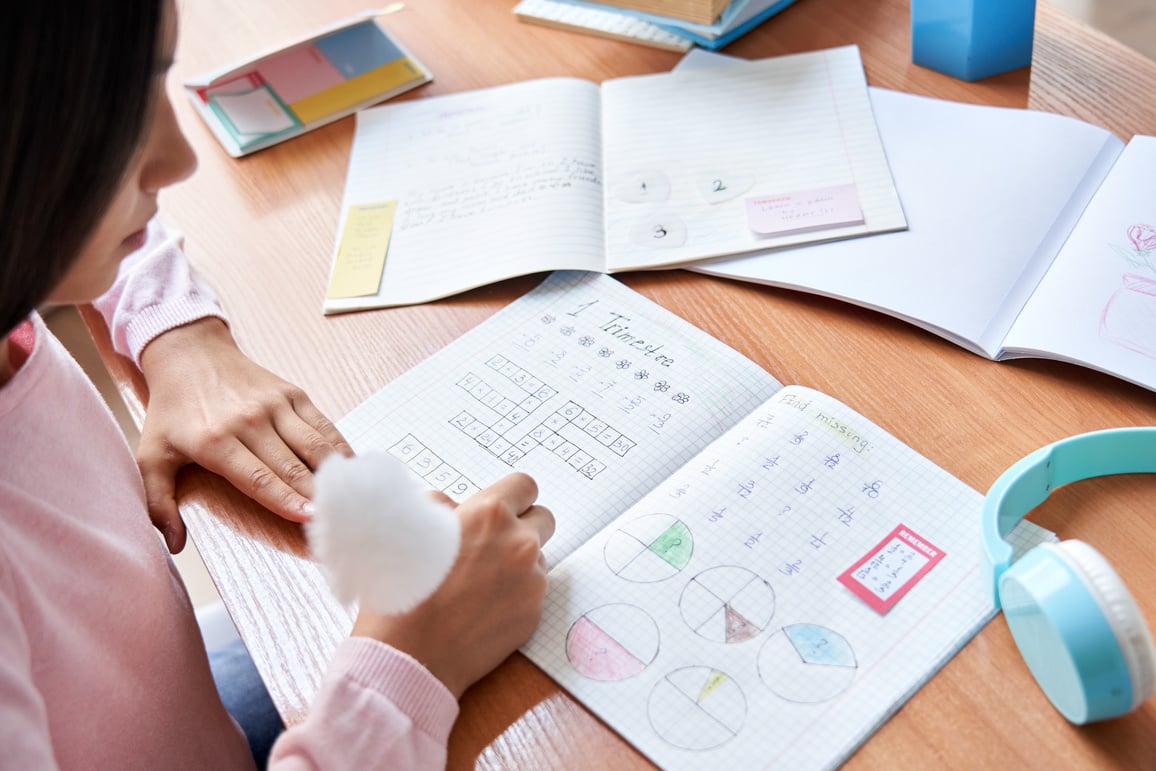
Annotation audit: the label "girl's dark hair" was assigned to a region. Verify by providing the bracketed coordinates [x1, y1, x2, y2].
[0, 1, 163, 336]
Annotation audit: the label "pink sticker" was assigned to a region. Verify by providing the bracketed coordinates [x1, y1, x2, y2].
[838, 524, 945, 614]
[745, 183, 864, 236]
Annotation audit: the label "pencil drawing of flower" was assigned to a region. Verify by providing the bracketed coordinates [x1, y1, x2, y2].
[1127, 224, 1156, 253]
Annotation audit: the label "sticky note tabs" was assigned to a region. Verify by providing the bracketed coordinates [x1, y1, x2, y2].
[326, 201, 396, 299]
[745, 183, 864, 236]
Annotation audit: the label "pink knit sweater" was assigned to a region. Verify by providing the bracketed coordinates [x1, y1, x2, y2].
[0, 221, 458, 769]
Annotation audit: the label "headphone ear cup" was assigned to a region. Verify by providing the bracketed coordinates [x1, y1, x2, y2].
[998, 540, 1155, 723]
[1055, 540, 1156, 708]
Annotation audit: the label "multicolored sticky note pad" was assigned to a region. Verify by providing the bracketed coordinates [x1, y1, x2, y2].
[185, 12, 431, 156]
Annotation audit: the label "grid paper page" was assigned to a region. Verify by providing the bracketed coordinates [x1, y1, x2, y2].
[522, 385, 1055, 768]
[336, 271, 781, 565]
[601, 45, 907, 270]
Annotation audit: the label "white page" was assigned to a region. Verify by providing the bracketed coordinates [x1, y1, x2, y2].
[1002, 136, 1156, 391]
[324, 78, 606, 313]
[690, 87, 1122, 357]
[523, 384, 1056, 769]
[335, 271, 781, 565]
[600, 46, 907, 271]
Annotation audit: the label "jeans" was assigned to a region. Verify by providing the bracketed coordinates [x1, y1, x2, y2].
[209, 638, 284, 770]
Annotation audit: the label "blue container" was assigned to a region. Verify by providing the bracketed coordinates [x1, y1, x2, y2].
[911, 0, 1036, 81]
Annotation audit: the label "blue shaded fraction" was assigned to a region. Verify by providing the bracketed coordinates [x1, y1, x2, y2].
[785, 623, 856, 668]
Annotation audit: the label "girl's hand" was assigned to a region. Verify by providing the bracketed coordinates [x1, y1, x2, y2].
[137, 317, 353, 552]
[351, 473, 555, 699]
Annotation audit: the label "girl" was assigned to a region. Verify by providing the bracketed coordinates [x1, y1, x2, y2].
[0, 2, 554, 768]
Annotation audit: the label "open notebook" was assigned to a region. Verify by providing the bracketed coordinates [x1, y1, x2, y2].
[676, 51, 1156, 393]
[322, 45, 905, 312]
[334, 270, 1053, 768]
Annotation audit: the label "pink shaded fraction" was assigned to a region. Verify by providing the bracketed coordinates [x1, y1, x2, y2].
[566, 615, 647, 681]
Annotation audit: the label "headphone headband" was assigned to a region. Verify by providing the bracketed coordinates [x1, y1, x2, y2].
[982, 427, 1156, 607]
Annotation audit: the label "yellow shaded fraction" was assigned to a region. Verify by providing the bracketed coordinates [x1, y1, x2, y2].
[699, 669, 729, 702]
[326, 201, 396, 299]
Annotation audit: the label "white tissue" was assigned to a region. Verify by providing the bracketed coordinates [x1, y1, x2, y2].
[307, 452, 461, 615]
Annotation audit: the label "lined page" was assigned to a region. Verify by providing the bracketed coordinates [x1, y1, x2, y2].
[336, 271, 781, 565]
[523, 385, 1054, 769]
[324, 78, 606, 312]
[600, 46, 906, 270]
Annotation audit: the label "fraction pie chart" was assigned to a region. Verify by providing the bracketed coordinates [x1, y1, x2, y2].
[647, 666, 746, 750]
[566, 604, 659, 681]
[603, 513, 693, 582]
[758, 623, 857, 702]
[679, 565, 775, 643]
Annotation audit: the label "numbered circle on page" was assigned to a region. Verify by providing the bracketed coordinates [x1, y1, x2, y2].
[613, 170, 671, 203]
[696, 172, 755, 204]
[629, 214, 687, 248]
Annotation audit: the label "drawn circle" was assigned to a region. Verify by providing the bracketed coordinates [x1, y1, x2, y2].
[696, 171, 755, 204]
[629, 214, 687, 248]
[758, 623, 857, 703]
[566, 604, 659, 681]
[603, 513, 693, 582]
[680, 566, 775, 643]
[613, 170, 671, 203]
[647, 666, 746, 750]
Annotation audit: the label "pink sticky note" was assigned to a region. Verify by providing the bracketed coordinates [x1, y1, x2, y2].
[745, 183, 864, 236]
[837, 524, 945, 614]
[258, 43, 345, 104]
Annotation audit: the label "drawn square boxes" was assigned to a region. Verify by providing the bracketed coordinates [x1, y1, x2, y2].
[490, 418, 515, 436]
[481, 390, 504, 410]
[425, 463, 461, 490]
[522, 376, 545, 395]
[568, 450, 593, 470]
[555, 442, 579, 461]
[500, 447, 526, 465]
[534, 385, 558, 401]
[520, 395, 543, 412]
[509, 368, 530, 386]
[508, 407, 531, 424]
[541, 433, 566, 452]
[457, 372, 481, 390]
[544, 412, 570, 431]
[572, 411, 595, 430]
[584, 418, 609, 437]
[485, 354, 508, 370]
[557, 401, 583, 420]
[515, 436, 538, 453]
[389, 433, 426, 462]
[489, 437, 513, 457]
[408, 447, 441, 476]
[449, 411, 475, 430]
[462, 421, 486, 439]
[579, 459, 607, 479]
[469, 381, 492, 401]
[596, 427, 622, 446]
[476, 428, 498, 447]
[495, 398, 518, 416]
[610, 436, 637, 456]
[527, 423, 553, 443]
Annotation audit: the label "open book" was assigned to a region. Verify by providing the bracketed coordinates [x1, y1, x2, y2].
[680, 51, 1156, 392]
[322, 45, 906, 312]
[335, 270, 1052, 768]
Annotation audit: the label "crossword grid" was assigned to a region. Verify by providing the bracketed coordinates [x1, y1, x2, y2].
[449, 354, 637, 479]
[388, 433, 482, 500]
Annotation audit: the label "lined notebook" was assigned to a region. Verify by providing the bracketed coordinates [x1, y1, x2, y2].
[333, 270, 1054, 767]
[323, 45, 905, 313]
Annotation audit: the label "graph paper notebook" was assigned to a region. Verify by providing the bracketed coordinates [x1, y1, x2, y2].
[335, 270, 1053, 767]
[322, 45, 905, 312]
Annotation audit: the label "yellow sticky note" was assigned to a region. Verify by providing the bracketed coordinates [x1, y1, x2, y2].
[326, 201, 396, 300]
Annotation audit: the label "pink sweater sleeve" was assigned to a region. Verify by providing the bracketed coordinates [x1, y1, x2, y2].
[91, 217, 226, 367]
[269, 637, 460, 770]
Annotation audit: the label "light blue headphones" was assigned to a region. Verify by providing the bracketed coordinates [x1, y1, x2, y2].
[982, 427, 1156, 724]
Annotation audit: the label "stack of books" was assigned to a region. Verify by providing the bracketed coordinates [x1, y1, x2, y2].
[514, 0, 802, 51]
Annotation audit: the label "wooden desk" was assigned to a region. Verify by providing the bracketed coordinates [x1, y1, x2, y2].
[88, 0, 1156, 766]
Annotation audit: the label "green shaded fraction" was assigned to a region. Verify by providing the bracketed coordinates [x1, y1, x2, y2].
[647, 520, 693, 569]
